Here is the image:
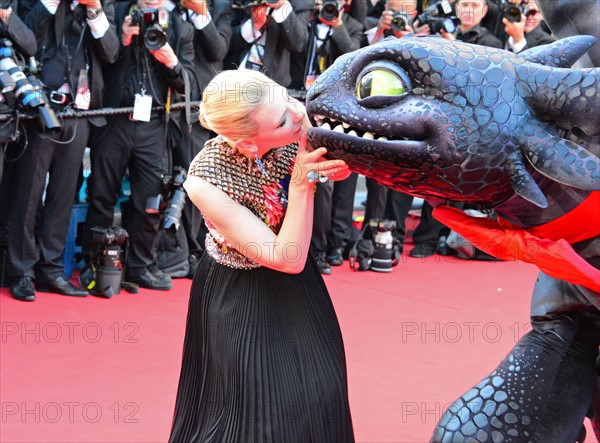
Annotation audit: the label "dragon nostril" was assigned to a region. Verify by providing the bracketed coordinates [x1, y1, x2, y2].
[306, 86, 323, 102]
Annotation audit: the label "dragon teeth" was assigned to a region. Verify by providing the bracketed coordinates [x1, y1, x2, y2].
[378, 136, 388, 141]
[333, 125, 345, 133]
[321, 122, 331, 130]
[348, 130, 358, 137]
[363, 132, 374, 139]
[342, 122, 350, 129]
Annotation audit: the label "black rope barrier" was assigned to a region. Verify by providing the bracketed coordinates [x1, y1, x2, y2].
[0, 89, 308, 122]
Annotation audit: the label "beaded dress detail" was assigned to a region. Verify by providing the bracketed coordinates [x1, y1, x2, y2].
[188, 135, 297, 269]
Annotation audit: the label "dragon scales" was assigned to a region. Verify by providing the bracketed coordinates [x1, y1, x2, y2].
[305, 34, 600, 442]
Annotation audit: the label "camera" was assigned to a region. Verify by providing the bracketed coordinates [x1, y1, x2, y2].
[368, 219, 400, 273]
[162, 167, 187, 231]
[502, 2, 526, 23]
[130, 7, 169, 50]
[415, 0, 460, 34]
[231, 0, 278, 9]
[319, 0, 343, 22]
[91, 226, 129, 246]
[80, 226, 129, 297]
[145, 167, 188, 232]
[0, 39, 61, 136]
[390, 10, 412, 34]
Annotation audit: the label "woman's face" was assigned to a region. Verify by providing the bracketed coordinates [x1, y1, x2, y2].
[248, 85, 306, 155]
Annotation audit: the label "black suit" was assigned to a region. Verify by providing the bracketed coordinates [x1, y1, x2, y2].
[521, 25, 555, 51]
[291, 12, 363, 89]
[457, 24, 502, 49]
[226, 1, 311, 87]
[20, 0, 119, 113]
[6, 0, 118, 284]
[84, 2, 196, 278]
[1, 4, 37, 57]
[181, 0, 232, 94]
[296, 13, 364, 257]
[171, 0, 232, 259]
[0, 4, 36, 195]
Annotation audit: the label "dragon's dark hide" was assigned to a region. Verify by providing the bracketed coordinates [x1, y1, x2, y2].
[305, 24, 600, 443]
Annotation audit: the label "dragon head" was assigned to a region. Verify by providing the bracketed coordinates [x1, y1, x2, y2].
[305, 35, 599, 209]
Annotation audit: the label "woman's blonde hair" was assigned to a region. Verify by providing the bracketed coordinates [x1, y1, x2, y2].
[199, 70, 278, 141]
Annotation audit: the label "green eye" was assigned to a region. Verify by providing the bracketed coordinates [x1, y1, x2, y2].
[356, 70, 406, 100]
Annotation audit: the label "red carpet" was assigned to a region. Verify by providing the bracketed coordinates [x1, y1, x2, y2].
[0, 253, 595, 442]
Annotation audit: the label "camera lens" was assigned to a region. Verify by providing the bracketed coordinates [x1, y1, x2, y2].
[319, 0, 340, 21]
[504, 5, 521, 22]
[144, 26, 168, 51]
[391, 17, 406, 33]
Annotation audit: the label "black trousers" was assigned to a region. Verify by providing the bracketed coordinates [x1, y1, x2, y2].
[384, 190, 450, 246]
[171, 120, 211, 257]
[311, 181, 333, 254]
[327, 174, 388, 250]
[84, 115, 166, 277]
[7, 117, 90, 282]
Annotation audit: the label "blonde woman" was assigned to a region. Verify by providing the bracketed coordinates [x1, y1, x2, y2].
[169, 70, 354, 442]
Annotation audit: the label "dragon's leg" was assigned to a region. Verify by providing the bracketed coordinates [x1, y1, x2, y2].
[431, 309, 600, 443]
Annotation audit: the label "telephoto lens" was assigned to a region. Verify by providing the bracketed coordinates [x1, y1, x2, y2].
[162, 167, 187, 231]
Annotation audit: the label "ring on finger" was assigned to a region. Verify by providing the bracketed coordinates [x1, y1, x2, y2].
[307, 169, 329, 183]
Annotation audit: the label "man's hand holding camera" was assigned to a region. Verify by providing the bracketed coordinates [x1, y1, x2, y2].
[149, 43, 178, 69]
[315, 0, 343, 29]
[181, 0, 208, 16]
[122, 15, 178, 68]
[250, 4, 269, 31]
[78, 0, 102, 12]
[377, 10, 417, 38]
[503, 13, 525, 44]
[122, 15, 140, 46]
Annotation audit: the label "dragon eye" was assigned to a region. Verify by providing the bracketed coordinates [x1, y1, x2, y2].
[356, 69, 406, 100]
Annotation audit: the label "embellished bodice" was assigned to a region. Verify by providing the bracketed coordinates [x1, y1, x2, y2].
[188, 136, 298, 269]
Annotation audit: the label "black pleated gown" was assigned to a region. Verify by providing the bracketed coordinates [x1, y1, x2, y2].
[169, 138, 354, 442]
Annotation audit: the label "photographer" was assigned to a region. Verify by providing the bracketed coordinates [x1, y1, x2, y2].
[287, 0, 362, 273]
[4, 0, 119, 301]
[364, 0, 429, 45]
[83, 0, 196, 291]
[0, 0, 36, 184]
[0, 1, 35, 56]
[166, 0, 232, 278]
[442, 0, 502, 48]
[502, 0, 553, 54]
[226, 0, 310, 87]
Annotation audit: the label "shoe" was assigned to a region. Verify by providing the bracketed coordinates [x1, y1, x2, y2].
[127, 267, 173, 291]
[37, 275, 88, 297]
[10, 276, 36, 301]
[148, 264, 173, 283]
[326, 247, 344, 266]
[315, 253, 332, 275]
[436, 236, 454, 256]
[409, 243, 436, 258]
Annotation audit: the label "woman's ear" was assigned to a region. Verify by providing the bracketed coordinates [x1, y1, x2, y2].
[235, 140, 259, 157]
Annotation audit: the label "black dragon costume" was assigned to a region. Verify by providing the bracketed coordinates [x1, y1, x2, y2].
[304, 7, 600, 442]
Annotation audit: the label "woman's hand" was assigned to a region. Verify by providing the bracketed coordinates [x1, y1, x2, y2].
[292, 135, 351, 188]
